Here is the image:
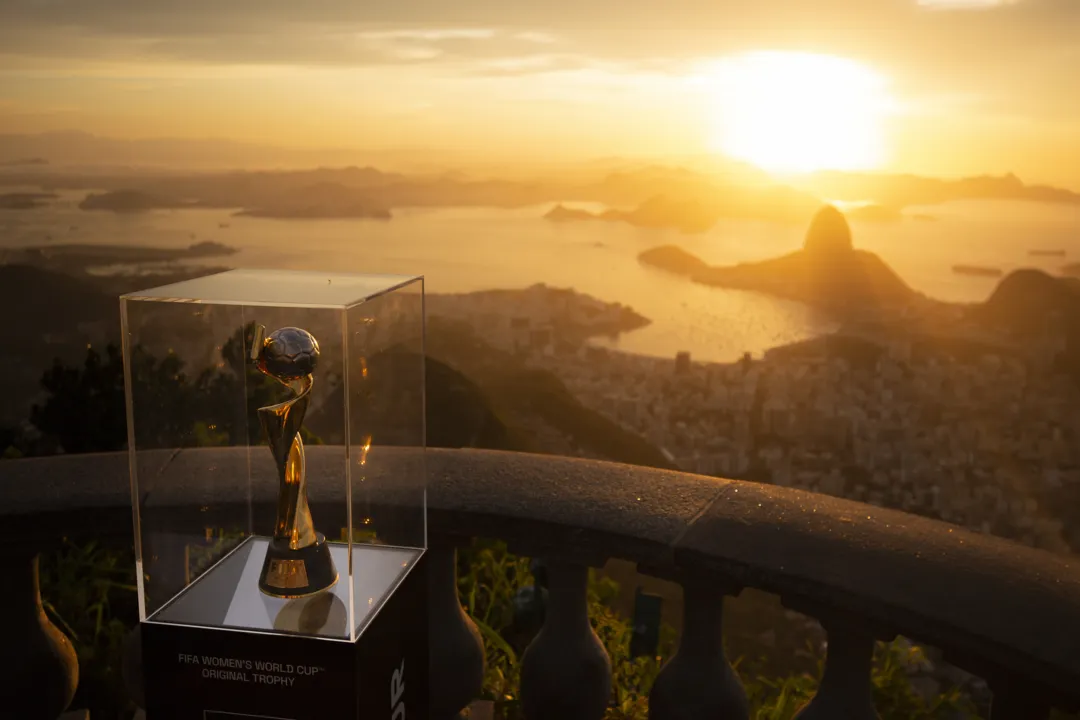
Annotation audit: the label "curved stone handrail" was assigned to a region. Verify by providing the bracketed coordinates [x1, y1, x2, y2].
[3, 446, 1080, 717]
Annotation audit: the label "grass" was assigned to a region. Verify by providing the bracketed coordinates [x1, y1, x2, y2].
[39, 539, 138, 720]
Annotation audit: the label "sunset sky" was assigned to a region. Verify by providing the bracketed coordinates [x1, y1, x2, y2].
[1, 0, 1079, 186]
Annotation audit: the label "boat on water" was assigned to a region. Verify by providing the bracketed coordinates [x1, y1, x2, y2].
[952, 264, 1003, 278]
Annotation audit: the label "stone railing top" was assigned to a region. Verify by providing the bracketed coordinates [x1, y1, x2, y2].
[3, 446, 1079, 705]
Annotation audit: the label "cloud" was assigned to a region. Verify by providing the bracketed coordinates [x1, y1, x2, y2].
[916, 0, 1020, 8]
[0, 19, 566, 71]
[355, 28, 496, 41]
[514, 31, 560, 44]
[0, 0, 1075, 78]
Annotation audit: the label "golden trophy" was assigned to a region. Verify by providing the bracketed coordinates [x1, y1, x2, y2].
[250, 325, 338, 598]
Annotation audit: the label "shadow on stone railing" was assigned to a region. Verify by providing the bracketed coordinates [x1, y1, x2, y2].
[4, 447, 1080, 719]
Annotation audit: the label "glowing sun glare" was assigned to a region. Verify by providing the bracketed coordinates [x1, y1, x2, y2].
[704, 51, 892, 174]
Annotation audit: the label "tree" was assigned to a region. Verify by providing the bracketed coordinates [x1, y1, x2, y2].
[31, 344, 127, 454]
[27, 324, 321, 455]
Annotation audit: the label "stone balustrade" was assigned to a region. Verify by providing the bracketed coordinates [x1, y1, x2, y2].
[4, 447, 1080, 719]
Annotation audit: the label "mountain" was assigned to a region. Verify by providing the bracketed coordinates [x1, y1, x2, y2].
[640, 205, 917, 315]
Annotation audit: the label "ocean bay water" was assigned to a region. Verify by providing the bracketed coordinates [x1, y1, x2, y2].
[4, 191, 1080, 363]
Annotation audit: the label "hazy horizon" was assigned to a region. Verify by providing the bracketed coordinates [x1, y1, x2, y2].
[2, 0, 1079, 187]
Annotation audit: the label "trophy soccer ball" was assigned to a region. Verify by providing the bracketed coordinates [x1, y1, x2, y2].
[258, 327, 320, 381]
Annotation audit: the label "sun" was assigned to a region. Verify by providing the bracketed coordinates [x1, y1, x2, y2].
[702, 51, 892, 175]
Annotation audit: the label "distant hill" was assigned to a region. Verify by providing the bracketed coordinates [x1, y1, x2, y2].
[0, 131, 432, 171]
[972, 268, 1080, 386]
[0, 192, 56, 209]
[79, 189, 193, 213]
[798, 171, 1080, 209]
[0, 157, 47, 167]
[234, 182, 392, 219]
[544, 204, 600, 222]
[425, 316, 675, 469]
[977, 269, 1080, 333]
[845, 204, 905, 223]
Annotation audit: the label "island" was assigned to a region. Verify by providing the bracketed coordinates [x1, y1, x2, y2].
[0, 192, 56, 210]
[638, 245, 709, 276]
[1030, 249, 1066, 257]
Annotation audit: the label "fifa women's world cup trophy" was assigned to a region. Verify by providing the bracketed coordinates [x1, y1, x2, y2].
[250, 325, 338, 598]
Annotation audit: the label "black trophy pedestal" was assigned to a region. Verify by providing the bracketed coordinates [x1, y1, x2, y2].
[141, 538, 428, 720]
[258, 533, 338, 598]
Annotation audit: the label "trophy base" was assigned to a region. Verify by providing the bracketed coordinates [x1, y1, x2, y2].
[258, 532, 339, 598]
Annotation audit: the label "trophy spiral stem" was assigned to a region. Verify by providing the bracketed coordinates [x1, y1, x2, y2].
[259, 375, 318, 551]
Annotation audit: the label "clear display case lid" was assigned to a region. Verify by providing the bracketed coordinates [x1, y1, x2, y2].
[122, 268, 422, 309]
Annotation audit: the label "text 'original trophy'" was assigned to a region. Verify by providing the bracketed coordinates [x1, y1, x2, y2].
[250, 325, 338, 598]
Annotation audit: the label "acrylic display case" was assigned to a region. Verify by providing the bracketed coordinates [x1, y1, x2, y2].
[121, 269, 427, 720]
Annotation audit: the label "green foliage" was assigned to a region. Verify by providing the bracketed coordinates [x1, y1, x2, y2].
[25, 323, 309, 454]
[870, 641, 979, 719]
[738, 640, 980, 720]
[31, 344, 126, 453]
[457, 540, 534, 710]
[39, 540, 138, 720]
[590, 577, 676, 720]
[458, 540, 983, 720]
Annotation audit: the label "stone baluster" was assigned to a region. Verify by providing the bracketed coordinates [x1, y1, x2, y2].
[429, 538, 486, 720]
[648, 582, 748, 720]
[520, 561, 611, 720]
[1, 549, 79, 719]
[794, 621, 879, 720]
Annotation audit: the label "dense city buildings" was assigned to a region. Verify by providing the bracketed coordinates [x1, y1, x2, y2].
[434, 283, 1080, 556]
